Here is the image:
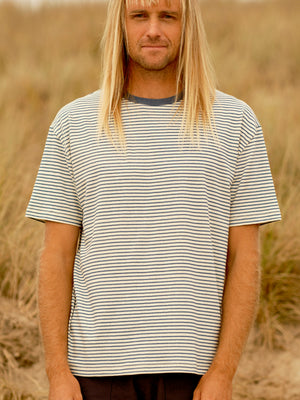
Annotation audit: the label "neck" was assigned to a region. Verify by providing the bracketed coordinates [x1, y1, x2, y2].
[126, 61, 181, 99]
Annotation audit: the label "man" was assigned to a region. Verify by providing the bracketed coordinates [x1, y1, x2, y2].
[26, 0, 281, 399]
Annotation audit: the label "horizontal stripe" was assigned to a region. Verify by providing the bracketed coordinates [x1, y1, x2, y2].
[26, 88, 281, 377]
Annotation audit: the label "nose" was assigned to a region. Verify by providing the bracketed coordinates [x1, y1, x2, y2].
[146, 17, 161, 40]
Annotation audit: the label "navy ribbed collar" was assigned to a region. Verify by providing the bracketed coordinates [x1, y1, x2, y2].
[126, 92, 183, 106]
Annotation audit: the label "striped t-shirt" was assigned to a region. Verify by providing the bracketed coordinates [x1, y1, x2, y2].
[26, 89, 281, 377]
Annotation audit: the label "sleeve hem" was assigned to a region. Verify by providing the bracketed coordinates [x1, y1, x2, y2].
[229, 216, 281, 227]
[25, 214, 82, 228]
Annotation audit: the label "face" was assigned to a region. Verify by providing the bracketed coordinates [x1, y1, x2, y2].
[124, 0, 182, 72]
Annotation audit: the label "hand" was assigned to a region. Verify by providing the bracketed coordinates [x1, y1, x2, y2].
[48, 370, 83, 400]
[192, 366, 233, 400]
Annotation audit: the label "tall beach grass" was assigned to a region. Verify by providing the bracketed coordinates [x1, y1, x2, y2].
[0, 0, 299, 398]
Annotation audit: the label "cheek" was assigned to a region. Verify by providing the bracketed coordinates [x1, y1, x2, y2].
[170, 33, 182, 51]
[124, 29, 136, 52]
[167, 25, 182, 46]
[124, 20, 136, 45]
[127, 29, 143, 51]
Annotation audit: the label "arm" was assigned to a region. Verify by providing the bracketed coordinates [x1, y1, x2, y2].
[39, 221, 82, 400]
[193, 224, 261, 400]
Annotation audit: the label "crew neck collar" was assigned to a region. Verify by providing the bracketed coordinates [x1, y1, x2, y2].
[125, 92, 183, 106]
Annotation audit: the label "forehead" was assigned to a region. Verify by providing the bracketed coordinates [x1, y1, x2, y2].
[125, 0, 182, 11]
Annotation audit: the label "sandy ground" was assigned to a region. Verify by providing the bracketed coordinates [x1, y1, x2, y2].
[0, 296, 299, 399]
[233, 327, 300, 400]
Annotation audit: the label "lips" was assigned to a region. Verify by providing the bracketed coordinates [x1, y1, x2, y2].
[140, 41, 168, 47]
[141, 45, 167, 49]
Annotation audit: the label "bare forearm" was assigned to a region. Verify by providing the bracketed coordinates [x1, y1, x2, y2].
[193, 225, 260, 400]
[211, 250, 260, 378]
[38, 249, 74, 378]
[38, 223, 81, 400]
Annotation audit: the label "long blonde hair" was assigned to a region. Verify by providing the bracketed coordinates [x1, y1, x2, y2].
[99, 0, 216, 153]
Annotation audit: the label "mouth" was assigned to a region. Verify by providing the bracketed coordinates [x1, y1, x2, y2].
[141, 45, 167, 49]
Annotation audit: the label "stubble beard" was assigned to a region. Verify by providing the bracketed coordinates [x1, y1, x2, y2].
[133, 54, 173, 71]
[128, 41, 179, 73]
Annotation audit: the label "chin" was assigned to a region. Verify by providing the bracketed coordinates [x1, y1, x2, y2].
[140, 58, 171, 71]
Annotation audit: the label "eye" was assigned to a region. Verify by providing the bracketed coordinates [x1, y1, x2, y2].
[132, 12, 147, 19]
[160, 13, 176, 20]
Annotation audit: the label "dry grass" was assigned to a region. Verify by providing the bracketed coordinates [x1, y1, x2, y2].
[0, 0, 299, 398]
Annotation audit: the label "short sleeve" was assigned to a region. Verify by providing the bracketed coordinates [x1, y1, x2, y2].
[229, 121, 281, 226]
[26, 112, 83, 227]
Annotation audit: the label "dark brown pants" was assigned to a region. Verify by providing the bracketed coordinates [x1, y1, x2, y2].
[75, 373, 202, 400]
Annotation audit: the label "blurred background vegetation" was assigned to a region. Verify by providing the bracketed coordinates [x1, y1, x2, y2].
[0, 0, 299, 398]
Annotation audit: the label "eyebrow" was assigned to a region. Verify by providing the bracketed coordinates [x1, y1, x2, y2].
[128, 9, 180, 16]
